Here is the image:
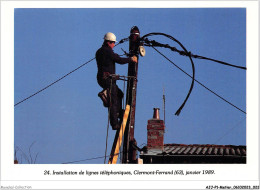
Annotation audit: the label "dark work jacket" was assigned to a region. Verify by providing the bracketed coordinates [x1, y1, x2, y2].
[96, 44, 132, 80]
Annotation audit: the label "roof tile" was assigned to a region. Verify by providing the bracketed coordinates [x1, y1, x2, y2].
[157, 144, 246, 157]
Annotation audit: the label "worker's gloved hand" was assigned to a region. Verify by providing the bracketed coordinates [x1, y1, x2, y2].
[131, 56, 138, 63]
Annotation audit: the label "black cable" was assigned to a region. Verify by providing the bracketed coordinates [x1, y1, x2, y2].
[62, 152, 122, 164]
[153, 47, 246, 115]
[14, 57, 96, 107]
[116, 37, 129, 46]
[213, 117, 246, 144]
[62, 155, 108, 164]
[143, 38, 246, 70]
[141, 32, 195, 116]
[104, 79, 114, 164]
[193, 54, 246, 70]
[104, 104, 110, 164]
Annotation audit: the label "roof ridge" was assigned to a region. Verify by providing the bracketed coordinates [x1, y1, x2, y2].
[163, 143, 246, 148]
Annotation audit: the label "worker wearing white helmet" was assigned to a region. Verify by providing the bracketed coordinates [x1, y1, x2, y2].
[96, 32, 137, 130]
[103, 32, 117, 42]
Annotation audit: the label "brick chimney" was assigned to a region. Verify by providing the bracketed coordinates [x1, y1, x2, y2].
[147, 108, 165, 151]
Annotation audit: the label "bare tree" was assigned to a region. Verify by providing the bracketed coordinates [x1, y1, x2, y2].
[14, 141, 39, 164]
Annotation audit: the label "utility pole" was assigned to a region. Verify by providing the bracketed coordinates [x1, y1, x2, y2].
[108, 26, 140, 164]
[122, 26, 140, 164]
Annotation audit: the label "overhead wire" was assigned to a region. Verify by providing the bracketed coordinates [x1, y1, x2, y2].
[62, 151, 122, 164]
[213, 117, 246, 144]
[193, 54, 246, 70]
[143, 37, 246, 70]
[14, 57, 96, 107]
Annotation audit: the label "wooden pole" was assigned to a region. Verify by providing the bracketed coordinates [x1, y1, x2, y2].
[122, 26, 140, 163]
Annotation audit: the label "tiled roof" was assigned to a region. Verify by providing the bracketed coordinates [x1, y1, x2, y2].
[159, 144, 246, 157]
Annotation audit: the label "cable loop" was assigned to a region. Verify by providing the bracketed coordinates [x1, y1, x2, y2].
[141, 32, 195, 116]
[141, 32, 246, 115]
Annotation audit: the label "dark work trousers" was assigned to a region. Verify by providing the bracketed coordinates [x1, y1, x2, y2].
[97, 76, 123, 128]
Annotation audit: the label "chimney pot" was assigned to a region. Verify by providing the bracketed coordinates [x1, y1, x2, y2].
[153, 108, 160, 119]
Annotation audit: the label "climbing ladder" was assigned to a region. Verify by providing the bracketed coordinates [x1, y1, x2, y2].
[108, 105, 130, 164]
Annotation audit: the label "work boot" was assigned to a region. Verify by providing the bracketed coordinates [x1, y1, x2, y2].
[112, 123, 121, 130]
[98, 89, 109, 107]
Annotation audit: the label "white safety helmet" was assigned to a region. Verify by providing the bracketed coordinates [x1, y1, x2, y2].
[104, 32, 117, 42]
